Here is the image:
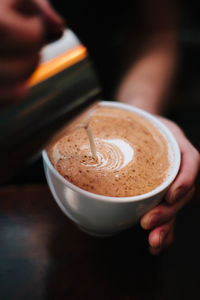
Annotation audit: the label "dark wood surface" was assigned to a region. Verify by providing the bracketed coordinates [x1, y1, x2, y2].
[0, 183, 200, 300]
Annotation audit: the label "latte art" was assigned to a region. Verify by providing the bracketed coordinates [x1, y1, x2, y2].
[47, 106, 170, 197]
[81, 138, 134, 171]
[51, 137, 134, 172]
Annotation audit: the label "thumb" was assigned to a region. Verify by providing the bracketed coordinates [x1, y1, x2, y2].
[34, 0, 65, 41]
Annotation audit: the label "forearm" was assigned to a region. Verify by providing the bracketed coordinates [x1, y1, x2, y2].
[116, 32, 177, 114]
[115, 0, 178, 115]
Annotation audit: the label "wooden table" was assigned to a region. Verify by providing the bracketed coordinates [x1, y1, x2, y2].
[0, 183, 200, 300]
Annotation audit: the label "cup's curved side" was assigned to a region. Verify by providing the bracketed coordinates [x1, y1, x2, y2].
[42, 100, 181, 235]
[43, 157, 167, 235]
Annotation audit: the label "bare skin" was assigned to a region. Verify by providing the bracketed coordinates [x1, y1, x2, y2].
[141, 117, 199, 254]
[116, 0, 200, 254]
[0, 0, 199, 254]
[0, 0, 64, 107]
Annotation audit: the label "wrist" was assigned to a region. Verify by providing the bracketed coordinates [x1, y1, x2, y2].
[116, 83, 166, 115]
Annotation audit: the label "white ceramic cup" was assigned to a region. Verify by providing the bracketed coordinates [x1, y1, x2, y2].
[42, 101, 181, 236]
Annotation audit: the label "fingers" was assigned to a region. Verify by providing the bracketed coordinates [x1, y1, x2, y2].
[0, 9, 45, 54]
[157, 117, 200, 206]
[141, 117, 199, 254]
[0, 54, 40, 83]
[0, 83, 28, 107]
[0, 0, 64, 107]
[33, 0, 64, 42]
[165, 143, 199, 204]
[141, 187, 195, 231]
[34, 0, 64, 27]
[0, 53, 39, 106]
[141, 187, 195, 255]
[0, 0, 64, 55]
[148, 219, 175, 255]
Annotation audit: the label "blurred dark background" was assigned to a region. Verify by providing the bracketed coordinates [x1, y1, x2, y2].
[170, 0, 200, 149]
[0, 3, 199, 300]
[5, 0, 200, 185]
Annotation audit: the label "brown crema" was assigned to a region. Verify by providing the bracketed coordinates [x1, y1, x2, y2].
[47, 106, 170, 197]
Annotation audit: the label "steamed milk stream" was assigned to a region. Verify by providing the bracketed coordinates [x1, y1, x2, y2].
[47, 106, 171, 197]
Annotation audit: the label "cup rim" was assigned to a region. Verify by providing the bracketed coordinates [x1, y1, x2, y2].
[42, 100, 181, 203]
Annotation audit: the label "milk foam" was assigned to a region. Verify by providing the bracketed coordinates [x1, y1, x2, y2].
[47, 106, 170, 197]
[80, 138, 134, 170]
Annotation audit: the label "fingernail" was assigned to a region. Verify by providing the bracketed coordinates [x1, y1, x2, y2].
[149, 234, 159, 248]
[150, 231, 166, 248]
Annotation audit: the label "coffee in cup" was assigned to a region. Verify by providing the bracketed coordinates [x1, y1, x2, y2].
[47, 104, 171, 197]
[43, 101, 180, 236]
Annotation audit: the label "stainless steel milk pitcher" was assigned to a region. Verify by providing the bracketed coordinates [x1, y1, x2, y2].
[0, 30, 101, 182]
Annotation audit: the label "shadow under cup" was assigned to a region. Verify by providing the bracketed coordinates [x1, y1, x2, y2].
[42, 101, 181, 237]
